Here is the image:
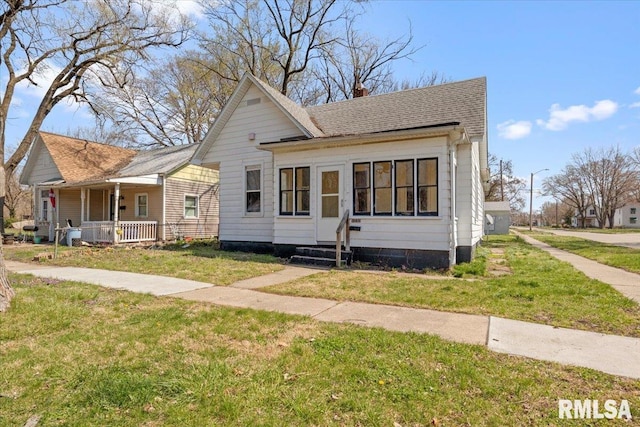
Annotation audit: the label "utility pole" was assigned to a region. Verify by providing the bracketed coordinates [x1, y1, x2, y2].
[500, 160, 504, 201]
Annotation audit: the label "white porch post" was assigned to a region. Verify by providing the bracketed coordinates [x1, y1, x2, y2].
[113, 183, 120, 244]
[80, 188, 86, 224]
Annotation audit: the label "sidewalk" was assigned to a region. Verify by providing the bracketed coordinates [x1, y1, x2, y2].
[514, 231, 640, 304]
[5, 259, 640, 379]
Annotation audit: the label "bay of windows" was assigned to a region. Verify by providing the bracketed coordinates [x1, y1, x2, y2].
[353, 158, 438, 217]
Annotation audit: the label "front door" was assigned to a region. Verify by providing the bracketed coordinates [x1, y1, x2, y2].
[316, 165, 344, 243]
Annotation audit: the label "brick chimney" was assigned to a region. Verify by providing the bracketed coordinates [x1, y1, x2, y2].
[353, 81, 368, 98]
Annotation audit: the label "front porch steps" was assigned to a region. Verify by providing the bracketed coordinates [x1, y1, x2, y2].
[289, 246, 352, 267]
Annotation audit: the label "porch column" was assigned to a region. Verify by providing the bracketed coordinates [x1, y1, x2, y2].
[80, 188, 86, 223]
[113, 183, 120, 244]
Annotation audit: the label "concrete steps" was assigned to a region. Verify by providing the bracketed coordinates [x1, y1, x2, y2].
[289, 246, 352, 267]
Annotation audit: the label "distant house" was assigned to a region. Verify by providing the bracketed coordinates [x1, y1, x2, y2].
[613, 203, 640, 228]
[572, 203, 640, 229]
[20, 132, 219, 243]
[484, 201, 511, 235]
[191, 73, 488, 269]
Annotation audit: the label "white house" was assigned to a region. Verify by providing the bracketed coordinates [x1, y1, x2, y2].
[191, 74, 488, 269]
[572, 203, 640, 229]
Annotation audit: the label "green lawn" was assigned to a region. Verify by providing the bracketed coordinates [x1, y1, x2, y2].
[551, 227, 640, 234]
[530, 234, 640, 275]
[3, 241, 284, 286]
[263, 235, 640, 337]
[1, 275, 637, 426]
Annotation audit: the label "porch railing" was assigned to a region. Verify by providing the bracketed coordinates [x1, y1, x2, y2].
[81, 221, 157, 244]
[335, 209, 350, 267]
[119, 221, 157, 243]
[81, 221, 113, 243]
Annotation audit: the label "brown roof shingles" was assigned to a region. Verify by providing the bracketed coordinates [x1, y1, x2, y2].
[39, 132, 136, 184]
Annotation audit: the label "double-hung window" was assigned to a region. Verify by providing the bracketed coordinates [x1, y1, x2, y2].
[353, 163, 371, 215]
[280, 167, 310, 215]
[184, 195, 199, 218]
[245, 166, 261, 213]
[394, 160, 414, 215]
[418, 158, 438, 216]
[135, 193, 148, 217]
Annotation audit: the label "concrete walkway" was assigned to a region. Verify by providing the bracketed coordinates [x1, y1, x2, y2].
[5, 260, 640, 379]
[514, 231, 640, 304]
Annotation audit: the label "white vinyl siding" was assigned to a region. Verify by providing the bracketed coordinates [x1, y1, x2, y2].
[273, 137, 453, 250]
[455, 140, 484, 247]
[23, 141, 62, 186]
[200, 84, 303, 243]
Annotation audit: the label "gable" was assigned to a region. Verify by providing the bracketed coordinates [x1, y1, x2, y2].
[193, 74, 320, 165]
[20, 136, 62, 186]
[197, 83, 308, 165]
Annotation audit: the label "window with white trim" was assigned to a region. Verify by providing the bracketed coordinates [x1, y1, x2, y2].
[135, 193, 148, 217]
[184, 195, 199, 218]
[245, 165, 261, 213]
[40, 190, 49, 221]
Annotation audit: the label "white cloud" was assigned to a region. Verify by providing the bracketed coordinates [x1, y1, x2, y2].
[630, 102, 640, 109]
[536, 99, 618, 131]
[175, 0, 204, 18]
[496, 120, 532, 140]
[635, 86, 640, 95]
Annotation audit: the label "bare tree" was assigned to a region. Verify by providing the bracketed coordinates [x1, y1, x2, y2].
[485, 154, 526, 211]
[304, 17, 421, 104]
[88, 52, 229, 147]
[572, 147, 637, 228]
[0, 0, 190, 310]
[4, 168, 31, 220]
[543, 165, 590, 228]
[540, 199, 573, 227]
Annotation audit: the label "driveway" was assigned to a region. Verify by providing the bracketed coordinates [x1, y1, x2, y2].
[537, 228, 640, 249]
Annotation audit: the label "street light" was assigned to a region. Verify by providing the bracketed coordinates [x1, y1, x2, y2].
[529, 168, 549, 231]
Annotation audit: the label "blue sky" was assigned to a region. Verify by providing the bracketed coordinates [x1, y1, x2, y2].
[358, 0, 640, 209]
[6, 0, 640, 210]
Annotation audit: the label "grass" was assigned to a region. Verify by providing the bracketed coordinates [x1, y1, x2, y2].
[1, 275, 638, 426]
[529, 234, 640, 275]
[3, 240, 284, 286]
[263, 235, 640, 337]
[554, 227, 640, 234]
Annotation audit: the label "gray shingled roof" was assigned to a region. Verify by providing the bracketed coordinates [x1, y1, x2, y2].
[117, 144, 199, 178]
[306, 77, 486, 138]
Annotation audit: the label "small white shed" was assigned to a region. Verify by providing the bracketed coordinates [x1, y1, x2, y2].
[484, 201, 511, 235]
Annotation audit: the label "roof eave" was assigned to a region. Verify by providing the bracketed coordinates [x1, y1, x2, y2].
[258, 123, 462, 152]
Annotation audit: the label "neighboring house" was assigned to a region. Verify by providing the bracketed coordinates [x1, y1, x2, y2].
[191, 73, 488, 269]
[613, 203, 640, 228]
[20, 132, 219, 243]
[572, 203, 640, 229]
[484, 201, 511, 235]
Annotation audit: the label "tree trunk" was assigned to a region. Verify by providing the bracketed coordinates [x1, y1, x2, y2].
[0, 240, 13, 312]
[0, 195, 5, 234]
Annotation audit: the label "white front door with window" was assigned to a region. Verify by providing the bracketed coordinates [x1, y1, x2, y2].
[316, 165, 344, 243]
